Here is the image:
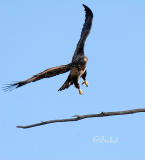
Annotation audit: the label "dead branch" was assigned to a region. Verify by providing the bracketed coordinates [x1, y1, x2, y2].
[16, 108, 145, 129]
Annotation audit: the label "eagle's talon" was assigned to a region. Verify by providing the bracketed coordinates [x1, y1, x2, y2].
[82, 80, 88, 87]
[79, 89, 83, 95]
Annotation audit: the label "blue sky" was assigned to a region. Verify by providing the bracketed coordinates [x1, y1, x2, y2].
[0, 0, 145, 159]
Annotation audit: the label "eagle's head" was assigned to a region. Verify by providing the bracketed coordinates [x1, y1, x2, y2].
[80, 56, 88, 65]
[76, 56, 88, 68]
[84, 56, 88, 62]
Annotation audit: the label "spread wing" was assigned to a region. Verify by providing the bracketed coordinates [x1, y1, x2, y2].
[3, 63, 72, 91]
[72, 4, 93, 62]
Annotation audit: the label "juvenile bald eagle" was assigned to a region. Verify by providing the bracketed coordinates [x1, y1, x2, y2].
[4, 4, 93, 95]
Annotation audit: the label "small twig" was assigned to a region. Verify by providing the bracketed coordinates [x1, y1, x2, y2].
[16, 108, 145, 129]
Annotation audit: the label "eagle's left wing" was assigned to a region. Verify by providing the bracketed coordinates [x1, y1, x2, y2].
[72, 4, 93, 62]
[3, 63, 72, 91]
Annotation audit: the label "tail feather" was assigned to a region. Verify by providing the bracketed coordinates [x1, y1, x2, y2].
[58, 78, 73, 91]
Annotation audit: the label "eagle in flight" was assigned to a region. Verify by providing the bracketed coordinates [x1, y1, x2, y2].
[5, 4, 93, 95]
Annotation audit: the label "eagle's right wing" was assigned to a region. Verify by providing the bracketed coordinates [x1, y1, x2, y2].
[72, 4, 93, 62]
[4, 63, 72, 91]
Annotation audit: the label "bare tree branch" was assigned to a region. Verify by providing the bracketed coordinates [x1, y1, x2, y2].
[16, 108, 145, 129]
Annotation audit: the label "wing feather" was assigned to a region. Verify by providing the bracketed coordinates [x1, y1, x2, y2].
[3, 63, 72, 91]
[72, 4, 93, 62]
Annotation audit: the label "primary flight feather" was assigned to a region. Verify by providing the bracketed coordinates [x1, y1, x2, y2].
[4, 4, 93, 95]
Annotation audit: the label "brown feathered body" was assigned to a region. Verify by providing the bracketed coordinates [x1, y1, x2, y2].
[4, 4, 93, 94]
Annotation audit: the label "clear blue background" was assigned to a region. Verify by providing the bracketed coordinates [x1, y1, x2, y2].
[0, 0, 145, 159]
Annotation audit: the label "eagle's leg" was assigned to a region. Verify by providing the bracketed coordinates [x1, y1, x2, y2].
[79, 88, 83, 95]
[82, 71, 88, 87]
[74, 79, 83, 95]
